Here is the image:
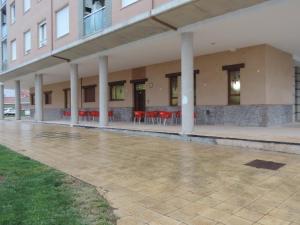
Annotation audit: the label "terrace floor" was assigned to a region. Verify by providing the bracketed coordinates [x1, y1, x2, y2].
[0, 120, 300, 225]
[40, 120, 300, 144]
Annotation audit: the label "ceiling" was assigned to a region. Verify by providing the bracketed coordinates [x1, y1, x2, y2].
[4, 0, 300, 89]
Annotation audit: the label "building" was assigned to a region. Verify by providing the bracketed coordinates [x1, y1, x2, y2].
[0, 0, 299, 133]
[4, 89, 30, 110]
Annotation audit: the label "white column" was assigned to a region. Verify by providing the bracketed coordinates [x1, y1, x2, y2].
[181, 32, 194, 134]
[15, 80, 21, 120]
[99, 56, 108, 127]
[70, 64, 79, 125]
[34, 74, 43, 122]
[0, 83, 4, 120]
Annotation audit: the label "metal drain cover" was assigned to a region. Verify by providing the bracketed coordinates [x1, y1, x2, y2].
[245, 159, 286, 170]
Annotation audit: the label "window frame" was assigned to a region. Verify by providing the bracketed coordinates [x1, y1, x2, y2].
[56, 5, 70, 39]
[38, 20, 47, 48]
[10, 39, 16, 61]
[23, 0, 31, 13]
[222, 63, 245, 106]
[109, 80, 126, 101]
[10, 2, 16, 24]
[82, 85, 96, 103]
[122, 0, 139, 8]
[44, 91, 52, 105]
[165, 70, 199, 107]
[30, 93, 35, 105]
[24, 30, 31, 55]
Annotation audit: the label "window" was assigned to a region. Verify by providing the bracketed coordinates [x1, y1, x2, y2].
[222, 64, 244, 105]
[23, 0, 30, 13]
[166, 70, 199, 106]
[11, 39, 16, 61]
[63, 88, 70, 109]
[30, 93, 35, 105]
[38, 21, 47, 47]
[109, 81, 125, 101]
[84, 0, 105, 15]
[228, 70, 241, 105]
[169, 76, 179, 106]
[122, 0, 138, 7]
[10, 2, 15, 24]
[24, 30, 31, 54]
[83, 85, 96, 103]
[44, 91, 52, 105]
[56, 6, 69, 38]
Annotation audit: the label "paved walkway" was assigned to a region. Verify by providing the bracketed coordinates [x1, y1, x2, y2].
[43, 120, 300, 144]
[0, 120, 300, 225]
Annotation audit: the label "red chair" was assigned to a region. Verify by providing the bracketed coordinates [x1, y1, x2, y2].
[134, 111, 145, 124]
[108, 111, 114, 121]
[175, 111, 181, 124]
[63, 111, 71, 119]
[78, 111, 88, 121]
[145, 111, 159, 124]
[89, 111, 99, 121]
[159, 111, 172, 126]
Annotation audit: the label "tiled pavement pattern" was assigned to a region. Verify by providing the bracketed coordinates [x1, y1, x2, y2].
[0, 120, 300, 225]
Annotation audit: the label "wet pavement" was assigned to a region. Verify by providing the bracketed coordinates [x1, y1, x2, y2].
[0, 120, 300, 225]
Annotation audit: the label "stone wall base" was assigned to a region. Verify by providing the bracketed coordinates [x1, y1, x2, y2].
[31, 104, 293, 127]
[195, 105, 293, 127]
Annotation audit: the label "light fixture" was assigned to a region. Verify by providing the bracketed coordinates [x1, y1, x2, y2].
[232, 80, 240, 91]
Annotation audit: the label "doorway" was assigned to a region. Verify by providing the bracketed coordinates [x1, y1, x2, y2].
[133, 82, 146, 112]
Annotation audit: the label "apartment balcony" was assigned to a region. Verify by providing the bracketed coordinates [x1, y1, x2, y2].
[1, 24, 7, 39]
[1, 59, 7, 72]
[84, 7, 106, 36]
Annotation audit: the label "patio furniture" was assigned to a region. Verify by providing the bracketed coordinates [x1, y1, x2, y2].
[89, 111, 99, 121]
[78, 111, 88, 121]
[133, 111, 145, 124]
[145, 111, 159, 124]
[63, 111, 71, 119]
[108, 111, 114, 121]
[175, 111, 181, 124]
[159, 111, 172, 126]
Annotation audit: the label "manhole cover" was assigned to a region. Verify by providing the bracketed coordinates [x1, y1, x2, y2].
[245, 159, 286, 170]
[35, 132, 81, 140]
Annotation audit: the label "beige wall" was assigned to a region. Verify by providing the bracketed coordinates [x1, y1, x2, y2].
[30, 44, 294, 110]
[265, 45, 294, 104]
[7, 0, 79, 69]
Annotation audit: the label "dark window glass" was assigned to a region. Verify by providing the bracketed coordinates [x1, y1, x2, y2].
[170, 76, 178, 106]
[84, 86, 96, 103]
[228, 70, 241, 105]
[30, 93, 35, 105]
[44, 91, 52, 105]
[110, 84, 124, 101]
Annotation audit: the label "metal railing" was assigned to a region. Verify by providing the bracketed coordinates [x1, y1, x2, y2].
[83, 7, 105, 36]
[1, 24, 7, 39]
[1, 59, 7, 71]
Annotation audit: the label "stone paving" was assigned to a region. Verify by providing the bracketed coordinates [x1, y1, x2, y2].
[0, 120, 300, 225]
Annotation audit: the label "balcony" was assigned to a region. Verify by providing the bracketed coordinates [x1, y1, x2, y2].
[1, 24, 7, 39]
[1, 59, 7, 72]
[83, 7, 105, 36]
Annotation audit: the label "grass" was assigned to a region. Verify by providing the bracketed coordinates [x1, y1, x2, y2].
[0, 145, 117, 225]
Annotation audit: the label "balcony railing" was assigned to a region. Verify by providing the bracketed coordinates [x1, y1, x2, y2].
[1, 59, 7, 72]
[84, 7, 105, 36]
[1, 24, 7, 39]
